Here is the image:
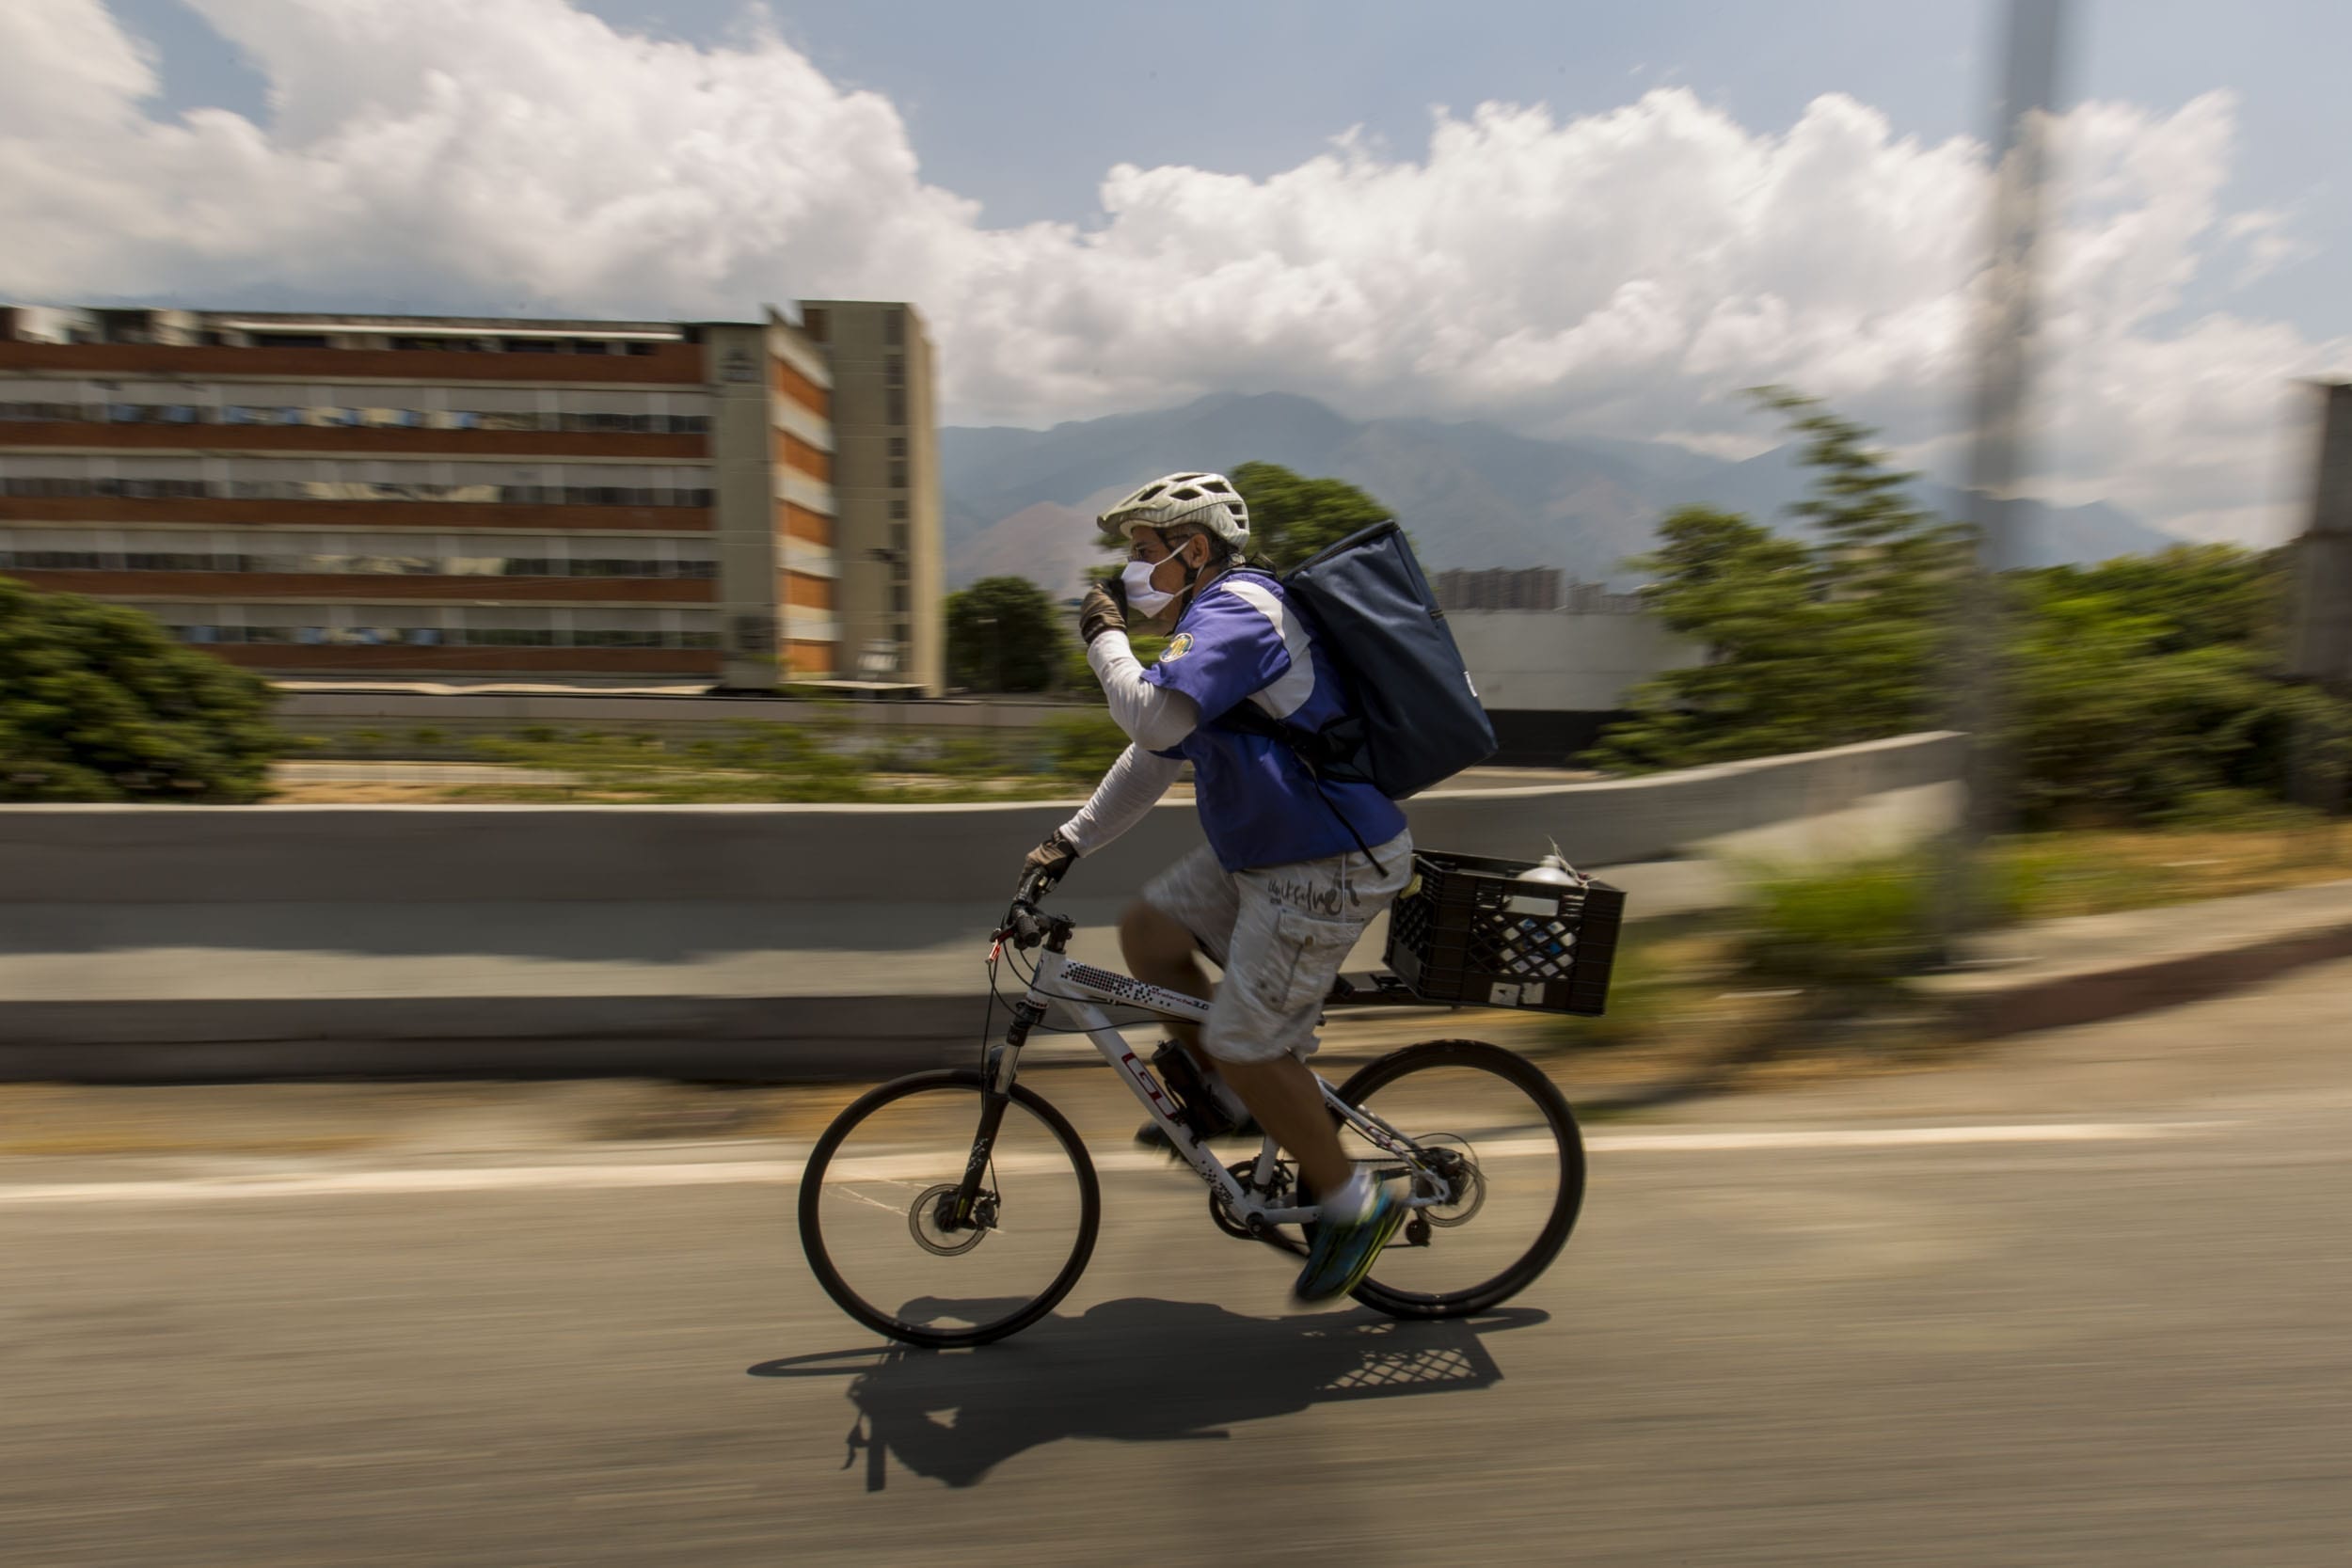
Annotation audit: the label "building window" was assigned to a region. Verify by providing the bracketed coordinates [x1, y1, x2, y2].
[887, 436, 907, 458]
[885, 388, 906, 425]
[890, 587, 909, 613]
[883, 310, 903, 347]
[888, 463, 907, 488]
[1, 547, 718, 578]
[890, 499, 908, 519]
[891, 523, 910, 554]
[801, 308, 829, 342]
[0, 401, 707, 435]
[0, 476, 715, 509]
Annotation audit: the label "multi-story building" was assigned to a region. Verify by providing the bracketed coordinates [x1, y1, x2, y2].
[1433, 566, 1647, 615]
[1435, 565, 1565, 612]
[798, 301, 943, 696]
[0, 300, 944, 692]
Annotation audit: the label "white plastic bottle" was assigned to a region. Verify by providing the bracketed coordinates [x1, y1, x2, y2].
[1519, 852, 1579, 886]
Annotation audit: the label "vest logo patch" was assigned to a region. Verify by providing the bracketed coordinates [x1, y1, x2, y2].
[1157, 633, 1194, 662]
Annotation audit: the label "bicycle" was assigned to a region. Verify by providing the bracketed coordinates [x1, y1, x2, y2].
[797, 871, 1589, 1349]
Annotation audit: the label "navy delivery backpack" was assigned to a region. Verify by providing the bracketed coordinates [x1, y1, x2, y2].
[1228, 520, 1497, 799]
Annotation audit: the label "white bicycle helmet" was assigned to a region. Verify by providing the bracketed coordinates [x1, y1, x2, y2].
[1096, 471, 1250, 554]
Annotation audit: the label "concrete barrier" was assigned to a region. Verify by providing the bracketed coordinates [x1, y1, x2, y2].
[0, 733, 1963, 1080]
[0, 732, 1962, 906]
[276, 688, 1093, 756]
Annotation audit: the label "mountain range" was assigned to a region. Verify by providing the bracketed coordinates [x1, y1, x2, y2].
[938, 392, 2180, 598]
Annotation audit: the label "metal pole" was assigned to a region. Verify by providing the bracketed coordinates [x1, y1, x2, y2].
[1933, 0, 2069, 964]
[2286, 382, 2352, 858]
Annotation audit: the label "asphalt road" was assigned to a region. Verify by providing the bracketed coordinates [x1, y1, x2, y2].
[3, 961, 2350, 1566]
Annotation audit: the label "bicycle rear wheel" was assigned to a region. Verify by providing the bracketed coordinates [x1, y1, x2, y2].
[1333, 1039, 1584, 1320]
[798, 1069, 1099, 1349]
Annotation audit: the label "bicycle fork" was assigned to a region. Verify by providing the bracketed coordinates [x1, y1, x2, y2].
[944, 999, 1044, 1231]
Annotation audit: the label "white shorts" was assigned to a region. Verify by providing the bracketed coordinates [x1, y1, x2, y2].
[1140, 830, 1414, 1066]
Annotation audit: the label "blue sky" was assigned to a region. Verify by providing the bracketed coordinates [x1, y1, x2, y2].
[107, 0, 2351, 342]
[9, 1, 2345, 540]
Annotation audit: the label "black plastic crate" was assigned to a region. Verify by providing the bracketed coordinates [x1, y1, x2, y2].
[1384, 849, 1627, 1015]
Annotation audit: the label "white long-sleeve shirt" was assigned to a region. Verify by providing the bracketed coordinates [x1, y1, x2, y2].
[1084, 630, 1200, 752]
[1054, 630, 1201, 853]
[1057, 742, 1183, 854]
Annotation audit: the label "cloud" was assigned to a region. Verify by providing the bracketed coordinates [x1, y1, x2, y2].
[2220, 208, 2318, 287]
[3, 0, 2344, 542]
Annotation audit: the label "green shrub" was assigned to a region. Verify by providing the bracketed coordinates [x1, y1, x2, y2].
[1735, 852, 2032, 991]
[1036, 713, 1129, 781]
[2154, 786, 2324, 833]
[0, 578, 282, 801]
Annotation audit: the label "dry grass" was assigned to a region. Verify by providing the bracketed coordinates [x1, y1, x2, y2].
[0, 1085, 385, 1156]
[2002, 821, 2352, 920]
[264, 782, 485, 804]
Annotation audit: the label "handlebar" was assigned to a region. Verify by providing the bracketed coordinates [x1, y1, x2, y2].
[998, 902, 1049, 951]
[994, 882, 1075, 956]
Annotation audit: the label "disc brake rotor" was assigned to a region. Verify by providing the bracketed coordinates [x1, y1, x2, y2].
[1410, 1134, 1486, 1228]
[908, 1182, 991, 1257]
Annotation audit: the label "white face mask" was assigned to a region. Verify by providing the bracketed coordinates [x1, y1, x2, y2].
[1120, 552, 1190, 620]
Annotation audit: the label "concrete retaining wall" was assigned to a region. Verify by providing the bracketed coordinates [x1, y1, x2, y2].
[1448, 610, 1699, 712]
[0, 733, 1963, 1080]
[1, 733, 1963, 906]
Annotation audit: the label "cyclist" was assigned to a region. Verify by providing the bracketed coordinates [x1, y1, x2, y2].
[1019, 471, 1415, 1302]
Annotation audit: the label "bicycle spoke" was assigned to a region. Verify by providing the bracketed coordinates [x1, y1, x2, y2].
[1333, 1041, 1584, 1316]
[800, 1073, 1099, 1348]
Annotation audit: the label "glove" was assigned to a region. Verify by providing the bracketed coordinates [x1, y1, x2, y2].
[1020, 830, 1079, 896]
[1078, 579, 1127, 646]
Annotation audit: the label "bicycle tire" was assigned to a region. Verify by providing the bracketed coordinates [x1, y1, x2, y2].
[798, 1069, 1101, 1349]
[1334, 1039, 1584, 1320]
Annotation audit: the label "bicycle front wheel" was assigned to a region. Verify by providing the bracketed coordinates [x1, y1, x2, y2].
[798, 1069, 1099, 1349]
[1334, 1039, 1584, 1320]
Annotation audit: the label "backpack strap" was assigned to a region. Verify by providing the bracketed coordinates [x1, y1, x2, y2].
[1217, 700, 1371, 785]
[1216, 701, 1389, 874]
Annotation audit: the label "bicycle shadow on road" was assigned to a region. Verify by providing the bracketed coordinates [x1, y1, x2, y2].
[748, 1297, 1548, 1490]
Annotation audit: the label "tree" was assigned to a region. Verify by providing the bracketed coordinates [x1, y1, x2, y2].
[945, 577, 1070, 693]
[2003, 546, 2350, 824]
[1590, 507, 1832, 768]
[1592, 392, 2352, 824]
[1593, 392, 1967, 771]
[1759, 387, 1973, 741]
[1230, 461, 1392, 571]
[0, 577, 282, 801]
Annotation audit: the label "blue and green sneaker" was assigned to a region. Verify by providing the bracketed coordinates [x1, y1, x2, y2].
[1293, 1178, 1406, 1303]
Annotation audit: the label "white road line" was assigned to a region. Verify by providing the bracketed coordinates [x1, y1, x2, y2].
[0, 1162, 805, 1206]
[1582, 1121, 2221, 1152]
[0, 1122, 2223, 1207]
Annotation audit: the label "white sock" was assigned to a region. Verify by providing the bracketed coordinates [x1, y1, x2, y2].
[1325, 1168, 1377, 1226]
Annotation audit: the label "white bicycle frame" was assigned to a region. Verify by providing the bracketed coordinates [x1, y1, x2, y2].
[992, 941, 1454, 1231]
